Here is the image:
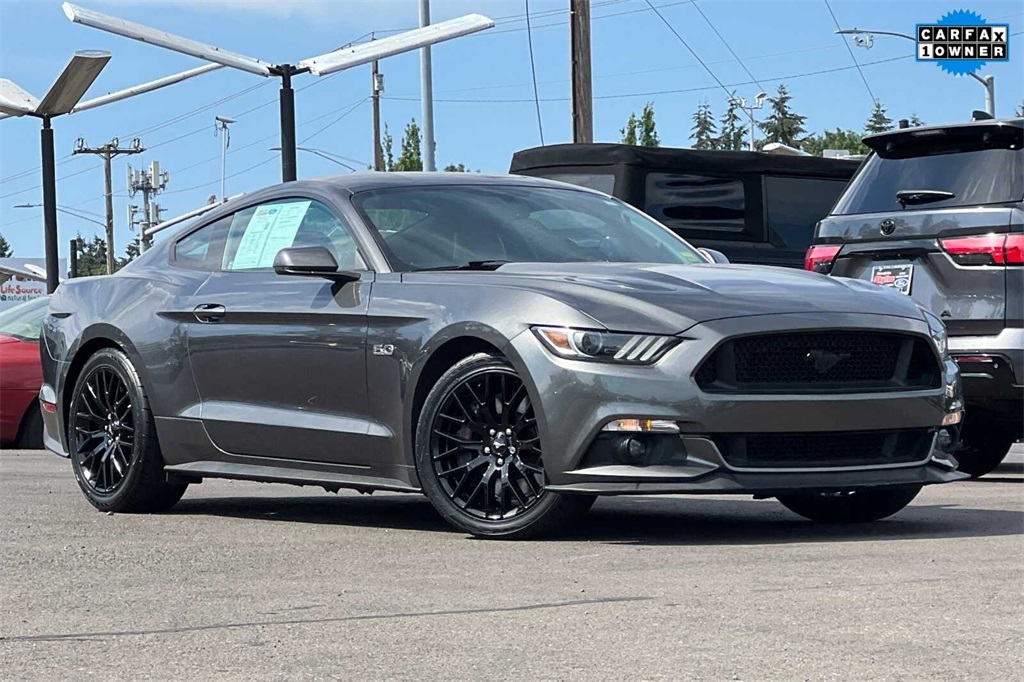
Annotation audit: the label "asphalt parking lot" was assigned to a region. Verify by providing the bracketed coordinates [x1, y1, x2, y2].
[2, 446, 1021, 681]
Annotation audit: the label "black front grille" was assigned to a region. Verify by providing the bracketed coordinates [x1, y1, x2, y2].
[712, 429, 934, 469]
[695, 331, 940, 393]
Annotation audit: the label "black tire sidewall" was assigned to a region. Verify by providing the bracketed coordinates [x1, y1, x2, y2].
[957, 414, 1014, 477]
[414, 353, 571, 538]
[69, 349, 151, 511]
[778, 485, 922, 523]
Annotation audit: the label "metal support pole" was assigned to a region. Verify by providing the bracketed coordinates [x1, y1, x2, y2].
[220, 124, 228, 199]
[419, 0, 436, 171]
[40, 118, 60, 294]
[748, 116, 755, 152]
[569, 0, 593, 143]
[102, 149, 115, 274]
[279, 65, 298, 182]
[69, 239, 79, 279]
[983, 75, 995, 117]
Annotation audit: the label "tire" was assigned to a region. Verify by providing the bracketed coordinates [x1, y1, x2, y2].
[68, 348, 187, 513]
[415, 352, 594, 539]
[955, 413, 1014, 478]
[16, 404, 44, 449]
[777, 485, 922, 524]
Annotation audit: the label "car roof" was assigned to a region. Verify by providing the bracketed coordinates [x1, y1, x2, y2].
[257, 171, 602, 196]
[864, 117, 1024, 152]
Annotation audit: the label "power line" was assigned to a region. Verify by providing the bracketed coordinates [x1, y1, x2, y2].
[691, 0, 766, 93]
[524, 0, 545, 145]
[383, 54, 914, 104]
[823, 0, 876, 104]
[642, 0, 731, 98]
[299, 98, 369, 144]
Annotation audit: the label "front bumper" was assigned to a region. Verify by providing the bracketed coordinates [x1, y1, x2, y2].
[511, 312, 965, 494]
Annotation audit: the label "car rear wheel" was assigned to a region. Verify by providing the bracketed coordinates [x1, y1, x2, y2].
[415, 352, 594, 539]
[69, 348, 187, 513]
[776, 486, 921, 523]
[955, 414, 1014, 478]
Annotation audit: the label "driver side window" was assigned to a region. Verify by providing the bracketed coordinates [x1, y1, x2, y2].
[221, 198, 366, 272]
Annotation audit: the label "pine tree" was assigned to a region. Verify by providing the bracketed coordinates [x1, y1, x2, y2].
[908, 113, 925, 127]
[118, 236, 141, 269]
[865, 101, 894, 134]
[759, 84, 806, 147]
[716, 94, 746, 151]
[380, 124, 395, 171]
[443, 163, 468, 172]
[74, 234, 109, 277]
[691, 100, 717, 150]
[1015, 101, 1024, 117]
[0, 233, 12, 258]
[620, 112, 639, 146]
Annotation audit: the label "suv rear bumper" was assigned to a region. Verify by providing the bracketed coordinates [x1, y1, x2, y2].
[950, 328, 1024, 430]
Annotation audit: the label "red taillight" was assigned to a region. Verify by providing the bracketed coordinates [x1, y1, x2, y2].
[804, 244, 842, 273]
[940, 234, 1024, 266]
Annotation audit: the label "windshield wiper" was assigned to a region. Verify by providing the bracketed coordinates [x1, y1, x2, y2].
[896, 189, 956, 208]
[412, 260, 512, 272]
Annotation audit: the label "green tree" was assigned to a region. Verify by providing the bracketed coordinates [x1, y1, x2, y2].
[117, 236, 141, 269]
[759, 84, 806, 147]
[716, 94, 746, 151]
[393, 119, 423, 171]
[865, 101, 894, 134]
[379, 123, 395, 171]
[690, 100, 717, 150]
[908, 113, 926, 127]
[0, 233, 12, 258]
[800, 128, 869, 157]
[619, 111, 639, 146]
[443, 163, 468, 172]
[73, 234, 108, 277]
[1015, 101, 1023, 117]
[619, 102, 659, 147]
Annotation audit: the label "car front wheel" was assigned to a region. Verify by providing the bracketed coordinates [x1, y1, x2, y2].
[955, 414, 1015, 478]
[415, 352, 593, 539]
[69, 348, 187, 513]
[776, 486, 922, 523]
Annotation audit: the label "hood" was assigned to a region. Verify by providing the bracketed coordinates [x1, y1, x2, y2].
[415, 263, 926, 334]
[0, 334, 22, 345]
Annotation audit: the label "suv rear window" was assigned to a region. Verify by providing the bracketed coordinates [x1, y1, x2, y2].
[833, 133, 1023, 215]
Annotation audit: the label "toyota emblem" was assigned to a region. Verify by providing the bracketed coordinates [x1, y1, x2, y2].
[880, 218, 896, 235]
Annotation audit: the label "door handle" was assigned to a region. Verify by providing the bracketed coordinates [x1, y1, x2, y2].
[193, 303, 226, 323]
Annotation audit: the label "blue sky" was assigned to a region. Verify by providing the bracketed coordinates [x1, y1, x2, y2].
[1, 0, 1021, 260]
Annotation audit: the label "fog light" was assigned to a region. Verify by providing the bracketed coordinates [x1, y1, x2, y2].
[618, 437, 648, 465]
[602, 418, 679, 433]
[942, 409, 963, 426]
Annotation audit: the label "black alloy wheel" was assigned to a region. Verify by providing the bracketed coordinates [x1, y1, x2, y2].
[416, 353, 594, 539]
[430, 365, 545, 520]
[69, 348, 187, 513]
[73, 366, 136, 494]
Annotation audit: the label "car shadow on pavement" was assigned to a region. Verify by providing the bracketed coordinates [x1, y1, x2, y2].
[170, 490, 1023, 546]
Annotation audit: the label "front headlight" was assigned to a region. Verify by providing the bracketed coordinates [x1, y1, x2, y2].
[922, 310, 948, 356]
[532, 327, 681, 365]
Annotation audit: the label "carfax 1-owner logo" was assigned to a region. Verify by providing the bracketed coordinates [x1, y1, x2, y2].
[917, 10, 1009, 76]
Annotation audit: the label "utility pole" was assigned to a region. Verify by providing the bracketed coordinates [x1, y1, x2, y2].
[128, 160, 169, 252]
[733, 94, 767, 151]
[73, 137, 144, 274]
[371, 38, 384, 172]
[419, 0, 437, 171]
[569, 0, 593, 143]
[215, 115, 235, 200]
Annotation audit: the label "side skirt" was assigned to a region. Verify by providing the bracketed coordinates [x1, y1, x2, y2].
[164, 461, 422, 495]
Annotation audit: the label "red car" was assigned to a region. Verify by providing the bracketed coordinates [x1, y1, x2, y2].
[0, 296, 49, 448]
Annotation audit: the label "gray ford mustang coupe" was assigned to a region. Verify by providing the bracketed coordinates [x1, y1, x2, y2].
[40, 173, 966, 538]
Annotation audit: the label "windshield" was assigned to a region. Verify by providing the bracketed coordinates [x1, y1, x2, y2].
[833, 139, 1023, 215]
[352, 184, 707, 271]
[0, 295, 49, 341]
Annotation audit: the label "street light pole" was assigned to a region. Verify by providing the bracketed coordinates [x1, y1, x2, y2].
[835, 28, 996, 117]
[40, 117, 59, 293]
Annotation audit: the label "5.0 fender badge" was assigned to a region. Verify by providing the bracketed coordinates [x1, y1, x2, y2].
[373, 344, 395, 356]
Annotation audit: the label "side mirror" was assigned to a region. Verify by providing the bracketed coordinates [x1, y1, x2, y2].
[699, 248, 729, 264]
[273, 246, 360, 283]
